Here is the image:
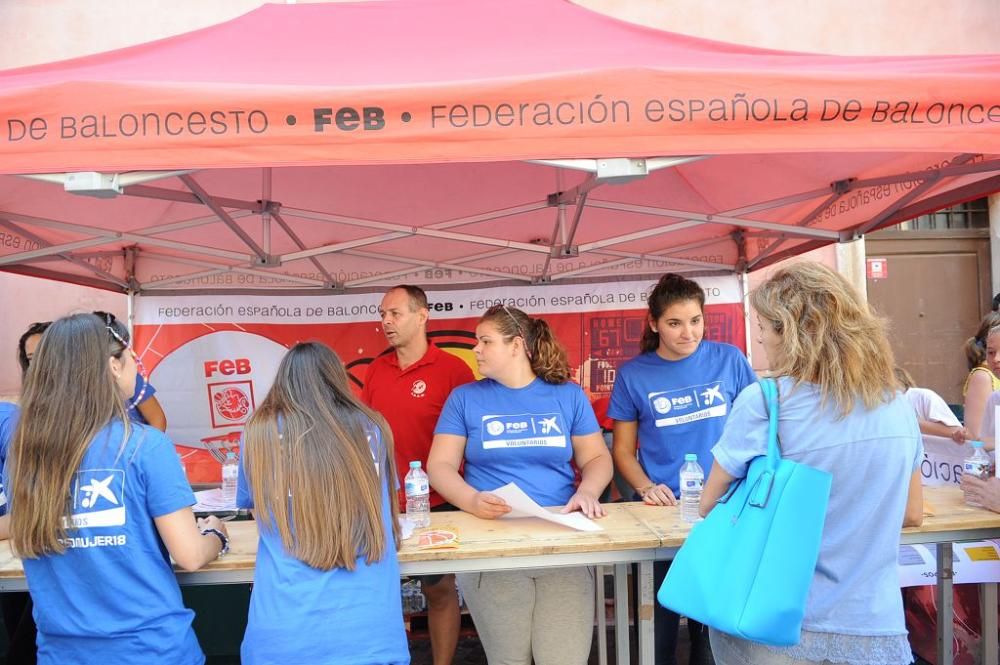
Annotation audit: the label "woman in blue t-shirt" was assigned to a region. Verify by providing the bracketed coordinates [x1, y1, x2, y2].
[429, 304, 612, 665]
[608, 272, 756, 665]
[237, 342, 409, 665]
[702, 261, 923, 665]
[2, 313, 228, 665]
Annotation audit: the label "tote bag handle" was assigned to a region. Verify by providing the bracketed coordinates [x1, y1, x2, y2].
[719, 378, 781, 508]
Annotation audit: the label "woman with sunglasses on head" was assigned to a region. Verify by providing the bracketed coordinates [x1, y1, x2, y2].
[1, 313, 227, 665]
[608, 272, 757, 665]
[428, 304, 612, 665]
[237, 342, 408, 665]
[92, 311, 167, 432]
[701, 262, 922, 665]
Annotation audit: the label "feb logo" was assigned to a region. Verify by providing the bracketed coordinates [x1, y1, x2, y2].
[652, 396, 672, 414]
[207, 381, 255, 428]
[411, 380, 427, 397]
[485, 420, 505, 436]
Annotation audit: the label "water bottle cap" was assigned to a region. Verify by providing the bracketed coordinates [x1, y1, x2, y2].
[225, 451, 236, 460]
[409, 460, 422, 469]
[684, 453, 697, 462]
[973, 440, 985, 448]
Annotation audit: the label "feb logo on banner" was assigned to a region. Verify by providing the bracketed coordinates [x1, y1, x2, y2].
[151, 332, 287, 452]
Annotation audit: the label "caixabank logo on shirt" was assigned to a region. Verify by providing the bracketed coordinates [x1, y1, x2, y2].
[64, 469, 126, 529]
[481, 413, 567, 449]
[648, 382, 728, 427]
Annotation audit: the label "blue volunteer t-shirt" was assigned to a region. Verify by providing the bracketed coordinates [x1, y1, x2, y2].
[236, 420, 409, 665]
[6, 420, 201, 665]
[607, 341, 756, 495]
[435, 377, 600, 507]
[0, 402, 19, 515]
[128, 373, 157, 425]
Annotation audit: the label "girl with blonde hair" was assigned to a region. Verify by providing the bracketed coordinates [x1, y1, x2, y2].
[702, 262, 923, 665]
[4, 313, 227, 665]
[429, 304, 612, 665]
[237, 341, 408, 664]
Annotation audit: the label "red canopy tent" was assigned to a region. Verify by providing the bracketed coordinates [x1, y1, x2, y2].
[0, 0, 997, 292]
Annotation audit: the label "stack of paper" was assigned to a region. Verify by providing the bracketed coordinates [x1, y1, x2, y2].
[193, 488, 236, 512]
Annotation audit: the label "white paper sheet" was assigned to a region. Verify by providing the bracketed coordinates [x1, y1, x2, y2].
[398, 516, 416, 541]
[492, 482, 603, 532]
[192, 488, 235, 512]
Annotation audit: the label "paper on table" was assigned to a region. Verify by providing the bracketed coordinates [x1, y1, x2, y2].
[192, 488, 235, 512]
[492, 482, 602, 532]
[398, 516, 416, 541]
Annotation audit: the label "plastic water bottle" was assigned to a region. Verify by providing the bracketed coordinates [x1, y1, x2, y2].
[405, 461, 431, 528]
[221, 451, 239, 508]
[679, 453, 704, 523]
[964, 441, 992, 507]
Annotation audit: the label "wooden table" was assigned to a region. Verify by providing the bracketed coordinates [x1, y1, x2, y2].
[0, 488, 998, 665]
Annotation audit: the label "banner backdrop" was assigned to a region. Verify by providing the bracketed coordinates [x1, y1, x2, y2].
[133, 277, 744, 466]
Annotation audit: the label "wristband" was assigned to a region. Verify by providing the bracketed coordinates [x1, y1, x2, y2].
[201, 527, 229, 557]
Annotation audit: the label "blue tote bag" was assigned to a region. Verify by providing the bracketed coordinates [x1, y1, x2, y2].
[657, 378, 832, 646]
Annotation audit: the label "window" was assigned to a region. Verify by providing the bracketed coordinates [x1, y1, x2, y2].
[898, 197, 989, 230]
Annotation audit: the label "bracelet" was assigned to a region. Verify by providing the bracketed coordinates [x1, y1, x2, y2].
[637, 484, 655, 497]
[201, 527, 230, 557]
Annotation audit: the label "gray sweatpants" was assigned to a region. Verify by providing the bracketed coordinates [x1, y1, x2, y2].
[457, 567, 595, 665]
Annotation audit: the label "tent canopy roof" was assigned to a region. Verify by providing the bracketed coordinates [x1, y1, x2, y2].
[0, 0, 998, 293]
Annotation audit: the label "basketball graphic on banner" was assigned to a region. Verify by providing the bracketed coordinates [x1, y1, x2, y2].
[150, 331, 287, 450]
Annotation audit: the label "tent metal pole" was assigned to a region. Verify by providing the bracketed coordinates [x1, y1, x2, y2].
[740, 270, 753, 368]
[0, 210, 252, 262]
[180, 174, 268, 261]
[127, 288, 135, 338]
[0, 219, 127, 287]
[0, 236, 112, 266]
[585, 201, 840, 240]
[578, 221, 703, 252]
[280, 232, 409, 262]
[124, 184, 260, 211]
[269, 211, 336, 286]
[133, 211, 254, 237]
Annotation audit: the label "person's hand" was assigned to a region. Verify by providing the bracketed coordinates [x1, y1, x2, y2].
[471, 492, 512, 520]
[961, 474, 1000, 512]
[561, 491, 606, 518]
[197, 515, 229, 537]
[951, 426, 968, 444]
[640, 483, 676, 506]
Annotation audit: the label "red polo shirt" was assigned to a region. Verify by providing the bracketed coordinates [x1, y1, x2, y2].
[362, 343, 475, 508]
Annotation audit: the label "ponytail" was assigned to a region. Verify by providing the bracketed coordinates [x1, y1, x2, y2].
[480, 305, 571, 384]
[527, 319, 570, 384]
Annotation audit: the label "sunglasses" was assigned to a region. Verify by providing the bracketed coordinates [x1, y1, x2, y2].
[105, 323, 149, 410]
[486, 304, 533, 360]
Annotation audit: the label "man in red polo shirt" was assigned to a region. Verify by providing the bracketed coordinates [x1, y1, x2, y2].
[363, 285, 474, 665]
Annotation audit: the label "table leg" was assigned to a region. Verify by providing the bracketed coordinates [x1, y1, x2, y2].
[935, 543, 954, 665]
[981, 582, 998, 665]
[637, 560, 654, 665]
[614, 563, 630, 665]
[597, 565, 608, 665]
